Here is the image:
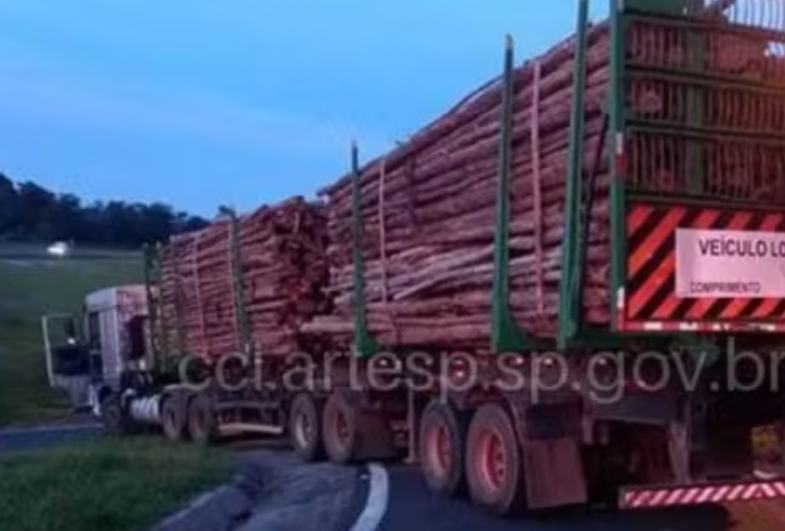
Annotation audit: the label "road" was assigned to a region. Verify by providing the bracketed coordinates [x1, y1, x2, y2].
[375, 465, 785, 531]
[3, 425, 785, 531]
[0, 422, 102, 452]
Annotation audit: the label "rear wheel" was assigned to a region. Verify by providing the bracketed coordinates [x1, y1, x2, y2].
[419, 400, 469, 497]
[466, 403, 525, 515]
[322, 391, 358, 465]
[187, 394, 217, 445]
[161, 396, 187, 442]
[289, 393, 324, 462]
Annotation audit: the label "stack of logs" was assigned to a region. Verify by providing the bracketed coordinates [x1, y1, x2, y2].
[158, 229, 203, 356]
[303, 24, 612, 350]
[239, 198, 329, 356]
[159, 10, 783, 356]
[157, 197, 329, 359]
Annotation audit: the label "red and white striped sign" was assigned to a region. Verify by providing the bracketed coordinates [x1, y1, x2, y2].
[621, 481, 785, 509]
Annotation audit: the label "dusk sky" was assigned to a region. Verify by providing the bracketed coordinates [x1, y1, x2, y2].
[0, 1, 607, 216]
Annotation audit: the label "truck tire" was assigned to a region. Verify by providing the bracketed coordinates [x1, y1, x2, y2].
[322, 391, 358, 465]
[187, 394, 217, 445]
[161, 396, 187, 442]
[466, 403, 525, 515]
[289, 393, 324, 462]
[101, 392, 133, 436]
[419, 399, 469, 497]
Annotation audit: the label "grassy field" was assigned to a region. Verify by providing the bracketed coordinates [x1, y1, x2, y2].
[0, 244, 237, 531]
[0, 242, 144, 425]
[0, 436, 232, 531]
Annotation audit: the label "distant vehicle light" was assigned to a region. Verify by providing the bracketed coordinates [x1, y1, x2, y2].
[47, 242, 70, 257]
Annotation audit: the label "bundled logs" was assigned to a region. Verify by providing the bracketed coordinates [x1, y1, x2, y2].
[157, 198, 328, 359]
[158, 219, 243, 358]
[303, 24, 613, 349]
[160, 8, 784, 356]
[238, 198, 329, 356]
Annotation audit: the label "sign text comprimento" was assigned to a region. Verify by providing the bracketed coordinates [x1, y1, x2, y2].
[675, 229, 785, 298]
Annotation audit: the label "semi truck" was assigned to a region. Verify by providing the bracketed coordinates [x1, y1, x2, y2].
[46, 0, 785, 516]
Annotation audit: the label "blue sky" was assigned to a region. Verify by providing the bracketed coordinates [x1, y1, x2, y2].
[0, 1, 607, 216]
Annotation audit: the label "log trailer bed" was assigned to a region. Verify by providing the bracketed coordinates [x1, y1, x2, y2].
[96, 0, 785, 516]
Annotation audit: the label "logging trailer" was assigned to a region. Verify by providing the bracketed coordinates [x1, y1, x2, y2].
[47, 0, 785, 516]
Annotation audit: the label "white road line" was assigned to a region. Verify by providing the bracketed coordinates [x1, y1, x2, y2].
[350, 464, 389, 531]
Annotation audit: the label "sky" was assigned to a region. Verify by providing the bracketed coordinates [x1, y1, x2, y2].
[0, 1, 608, 217]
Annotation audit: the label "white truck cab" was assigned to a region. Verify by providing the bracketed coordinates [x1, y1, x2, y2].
[42, 285, 149, 413]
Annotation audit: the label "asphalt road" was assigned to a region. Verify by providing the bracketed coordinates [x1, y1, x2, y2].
[377, 465, 785, 531]
[4, 425, 785, 531]
[0, 423, 102, 452]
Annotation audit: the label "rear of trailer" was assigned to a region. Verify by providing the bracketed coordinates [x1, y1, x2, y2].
[307, 0, 785, 514]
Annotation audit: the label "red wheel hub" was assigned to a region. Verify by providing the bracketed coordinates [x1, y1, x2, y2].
[478, 429, 507, 492]
[427, 422, 452, 477]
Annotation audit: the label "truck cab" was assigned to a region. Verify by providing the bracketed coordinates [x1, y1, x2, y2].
[43, 285, 149, 415]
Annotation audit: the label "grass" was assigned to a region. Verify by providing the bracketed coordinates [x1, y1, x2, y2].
[0, 244, 236, 531]
[0, 242, 144, 425]
[0, 436, 233, 531]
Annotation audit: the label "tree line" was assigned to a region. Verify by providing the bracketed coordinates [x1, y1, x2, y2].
[0, 173, 208, 247]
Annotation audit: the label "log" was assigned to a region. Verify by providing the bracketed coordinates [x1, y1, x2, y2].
[156, 198, 328, 359]
[303, 24, 614, 351]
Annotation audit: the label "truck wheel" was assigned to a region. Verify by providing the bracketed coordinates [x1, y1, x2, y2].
[419, 400, 468, 497]
[187, 394, 217, 445]
[289, 393, 324, 462]
[322, 391, 358, 465]
[101, 393, 132, 436]
[161, 396, 187, 442]
[466, 403, 525, 515]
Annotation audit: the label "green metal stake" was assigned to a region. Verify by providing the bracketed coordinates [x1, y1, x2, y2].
[224, 207, 252, 356]
[142, 244, 160, 372]
[685, 0, 707, 195]
[172, 243, 188, 358]
[609, 0, 626, 333]
[154, 242, 171, 363]
[491, 35, 530, 353]
[351, 143, 378, 358]
[558, 0, 590, 350]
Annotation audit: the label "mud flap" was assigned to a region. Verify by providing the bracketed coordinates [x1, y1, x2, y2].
[522, 438, 588, 509]
[507, 397, 588, 509]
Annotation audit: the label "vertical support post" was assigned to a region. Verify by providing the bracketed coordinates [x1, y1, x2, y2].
[156, 242, 171, 361]
[685, 0, 706, 195]
[378, 157, 389, 304]
[558, 0, 590, 350]
[578, 114, 610, 321]
[609, 0, 629, 333]
[351, 143, 377, 358]
[175, 273, 188, 358]
[227, 209, 252, 356]
[491, 35, 530, 353]
[189, 235, 203, 357]
[143, 244, 160, 372]
[531, 60, 545, 317]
